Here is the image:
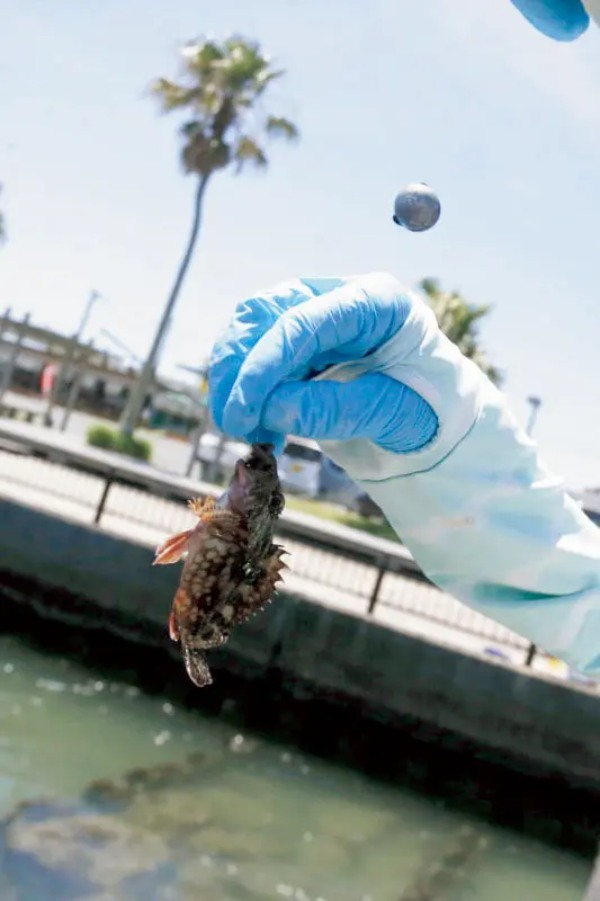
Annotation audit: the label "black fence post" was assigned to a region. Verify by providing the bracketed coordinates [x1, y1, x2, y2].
[368, 558, 387, 615]
[94, 475, 115, 525]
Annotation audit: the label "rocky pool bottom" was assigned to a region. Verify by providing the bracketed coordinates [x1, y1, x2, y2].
[0, 582, 597, 900]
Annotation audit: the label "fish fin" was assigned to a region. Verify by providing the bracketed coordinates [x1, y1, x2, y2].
[233, 548, 287, 624]
[169, 587, 192, 641]
[183, 645, 213, 688]
[188, 496, 243, 533]
[207, 510, 243, 532]
[168, 608, 180, 642]
[188, 496, 215, 518]
[153, 529, 193, 565]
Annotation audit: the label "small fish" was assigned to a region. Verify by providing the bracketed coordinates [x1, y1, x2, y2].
[153, 443, 287, 688]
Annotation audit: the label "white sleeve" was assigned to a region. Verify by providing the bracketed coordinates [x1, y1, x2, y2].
[318, 294, 600, 677]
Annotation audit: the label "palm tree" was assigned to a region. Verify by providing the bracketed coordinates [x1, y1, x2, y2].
[419, 278, 502, 385]
[120, 35, 299, 435]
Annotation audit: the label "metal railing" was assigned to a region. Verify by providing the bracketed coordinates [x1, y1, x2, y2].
[0, 419, 535, 663]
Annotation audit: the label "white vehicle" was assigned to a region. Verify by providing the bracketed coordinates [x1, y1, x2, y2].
[194, 431, 382, 517]
[195, 433, 323, 496]
[277, 437, 323, 498]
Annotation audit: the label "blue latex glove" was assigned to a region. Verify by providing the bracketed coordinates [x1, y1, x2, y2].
[210, 272, 600, 678]
[510, 0, 598, 40]
[209, 273, 438, 457]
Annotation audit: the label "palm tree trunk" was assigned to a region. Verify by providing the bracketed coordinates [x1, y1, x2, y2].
[121, 174, 210, 437]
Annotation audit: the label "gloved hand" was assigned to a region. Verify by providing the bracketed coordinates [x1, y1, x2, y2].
[208, 273, 439, 458]
[510, 0, 599, 40]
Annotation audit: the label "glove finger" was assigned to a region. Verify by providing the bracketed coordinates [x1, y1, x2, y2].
[221, 272, 411, 438]
[208, 277, 356, 433]
[208, 279, 315, 432]
[509, 0, 589, 39]
[261, 373, 438, 453]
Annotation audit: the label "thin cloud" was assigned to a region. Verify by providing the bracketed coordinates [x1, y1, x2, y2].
[437, 0, 600, 133]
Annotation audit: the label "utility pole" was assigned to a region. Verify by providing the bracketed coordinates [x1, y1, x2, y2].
[45, 290, 101, 429]
[77, 290, 101, 342]
[59, 339, 94, 432]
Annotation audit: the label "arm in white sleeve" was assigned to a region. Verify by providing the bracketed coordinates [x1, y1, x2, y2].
[319, 297, 600, 677]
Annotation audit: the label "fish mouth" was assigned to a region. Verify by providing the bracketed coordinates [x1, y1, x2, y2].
[245, 443, 276, 473]
[234, 443, 275, 485]
[250, 442, 275, 461]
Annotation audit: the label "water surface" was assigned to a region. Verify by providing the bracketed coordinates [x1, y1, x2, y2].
[0, 634, 591, 900]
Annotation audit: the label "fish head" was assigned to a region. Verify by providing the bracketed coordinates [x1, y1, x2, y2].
[226, 443, 284, 519]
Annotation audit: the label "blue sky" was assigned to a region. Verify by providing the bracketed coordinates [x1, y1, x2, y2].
[1, 0, 599, 489]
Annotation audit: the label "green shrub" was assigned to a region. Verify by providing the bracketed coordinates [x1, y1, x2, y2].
[115, 432, 152, 462]
[86, 425, 152, 462]
[86, 424, 117, 451]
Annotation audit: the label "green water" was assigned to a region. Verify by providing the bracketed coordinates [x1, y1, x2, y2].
[0, 634, 591, 900]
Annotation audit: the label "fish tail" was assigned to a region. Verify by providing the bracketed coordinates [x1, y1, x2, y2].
[183, 645, 213, 688]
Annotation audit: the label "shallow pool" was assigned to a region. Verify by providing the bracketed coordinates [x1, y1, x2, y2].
[0, 634, 591, 900]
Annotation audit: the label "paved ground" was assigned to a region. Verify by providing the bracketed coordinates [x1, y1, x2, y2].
[2, 390, 195, 477]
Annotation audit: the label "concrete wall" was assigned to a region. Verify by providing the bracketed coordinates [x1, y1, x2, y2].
[0, 496, 598, 788]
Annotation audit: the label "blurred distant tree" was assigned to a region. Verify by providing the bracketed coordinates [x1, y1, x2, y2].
[419, 278, 502, 386]
[121, 35, 299, 434]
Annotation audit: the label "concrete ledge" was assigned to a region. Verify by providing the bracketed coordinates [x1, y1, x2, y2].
[0, 496, 598, 788]
[276, 599, 600, 784]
